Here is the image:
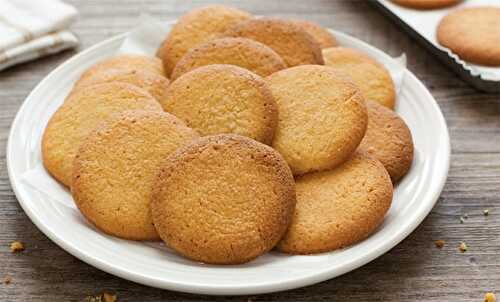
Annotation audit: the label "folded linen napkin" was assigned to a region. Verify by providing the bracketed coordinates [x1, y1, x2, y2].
[0, 0, 79, 71]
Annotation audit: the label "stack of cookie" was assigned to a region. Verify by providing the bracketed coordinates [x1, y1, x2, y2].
[42, 5, 414, 264]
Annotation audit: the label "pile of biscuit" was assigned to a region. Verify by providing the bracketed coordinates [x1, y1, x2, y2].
[393, 0, 500, 67]
[42, 5, 414, 265]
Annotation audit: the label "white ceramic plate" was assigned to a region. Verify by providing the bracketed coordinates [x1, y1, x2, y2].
[7, 25, 450, 295]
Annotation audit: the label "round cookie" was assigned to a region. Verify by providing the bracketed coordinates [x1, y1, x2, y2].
[151, 134, 296, 264]
[80, 54, 165, 80]
[42, 82, 162, 187]
[277, 152, 393, 254]
[224, 18, 324, 67]
[162, 64, 278, 144]
[267, 65, 368, 175]
[323, 47, 396, 109]
[292, 19, 338, 49]
[72, 110, 199, 240]
[73, 69, 170, 101]
[358, 101, 414, 183]
[437, 7, 500, 66]
[171, 37, 286, 79]
[159, 5, 252, 76]
[392, 0, 460, 9]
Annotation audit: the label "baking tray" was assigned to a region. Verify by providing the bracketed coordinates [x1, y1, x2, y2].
[370, 0, 500, 92]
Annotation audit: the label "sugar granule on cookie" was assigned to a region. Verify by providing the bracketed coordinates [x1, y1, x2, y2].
[434, 240, 445, 249]
[10, 241, 24, 253]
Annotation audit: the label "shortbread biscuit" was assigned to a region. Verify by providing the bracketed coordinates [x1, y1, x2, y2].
[171, 37, 286, 79]
[72, 111, 199, 240]
[159, 5, 252, 76]
[358, 101, 414, 183]
[162, 64, 278, 144]
[392, 0, 460, 9]
[323, 47, 396, 109]
[437, 7, 500, 66]
[151, 134, 296, 264]
[42, 83, 162, 186]
[74, 69, 170, 101]
[267, 65, 367, 175]
[292, 20, 338, 49]
[80, 54, 165, 80]
[277, 152, 393, 254]
[224, 18, 324, 67]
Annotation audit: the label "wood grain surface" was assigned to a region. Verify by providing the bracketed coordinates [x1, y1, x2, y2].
[1, 0, 499, 301]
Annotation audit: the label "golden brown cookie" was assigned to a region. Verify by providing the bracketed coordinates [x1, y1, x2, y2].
[73, 69, 170, 101]
[80, 54, 165, 80]
[437, 7, 500, 66]
[392, 0, 460, 9]
[159, 5, 252, 76]
[323, 47, 396, 109]
[171, 37, 286, 79]
[72, 110, 199, 240]
[358, 101, 414, 183]
[151, 134, 296, 264]
[277, 152, 393, 254]
[42, 83, 162, 187]
[224, 18, 324, 67]
[292, 19, 338, 49]
[162, 64, 278, 144]
[267, 65, 367, 175]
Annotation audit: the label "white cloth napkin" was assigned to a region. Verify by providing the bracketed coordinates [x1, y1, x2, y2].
[0, 0, 79, 71]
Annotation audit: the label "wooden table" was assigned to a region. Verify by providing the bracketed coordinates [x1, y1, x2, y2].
[1, 1, 499, 301]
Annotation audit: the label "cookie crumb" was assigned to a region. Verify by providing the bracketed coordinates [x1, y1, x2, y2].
[485, 292, 496, 302]
[3, 276, 12, 285]
[484, 209, 490, 216]
[103, 292, 117, 302]
[85, 292, 116, 302]
[10, 241, 24, 253]
[459, 242, 468, 253]
[460, 217, 465, 224]
[435, 240, 445, 249]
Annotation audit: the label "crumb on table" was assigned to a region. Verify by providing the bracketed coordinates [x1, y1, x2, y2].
[85, 292, 117, 302]
[9, 241, 25, 253]
[485, 292, 496, 302]
[484, 209, 490, 216]
[103, 292, 117, 302]
[435, 240, 445, 249]
[459, 242, 468, 253]
[3, 276, 12, 285]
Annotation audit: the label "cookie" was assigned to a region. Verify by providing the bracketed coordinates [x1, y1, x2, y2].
[224, 18, 324, 67]
[392, 0, 460, 9]
[171, 37, 286, 79]
[358, 101, 414, 183]
[73, 69, 170, 101]
[162, 64, 278, 144]
[151, 134, 296, 264]
[42, 82, 162, 186]
[72, 110, 199, 240]
[80, 54, 165, 80]
[292, 19, 338, 49]
[277, 152, 393, 254]
[158, 5, 252, 76]
[267, 65, 367, 175]
[323, 47, 396, 109]
[437, 7, 500, 66]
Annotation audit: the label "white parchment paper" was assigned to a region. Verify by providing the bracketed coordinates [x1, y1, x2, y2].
[20, 15, 408, 205]
[377, 0, 500, 81]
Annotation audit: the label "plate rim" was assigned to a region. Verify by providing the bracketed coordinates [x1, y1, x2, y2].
[6, 28, 451, 295]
